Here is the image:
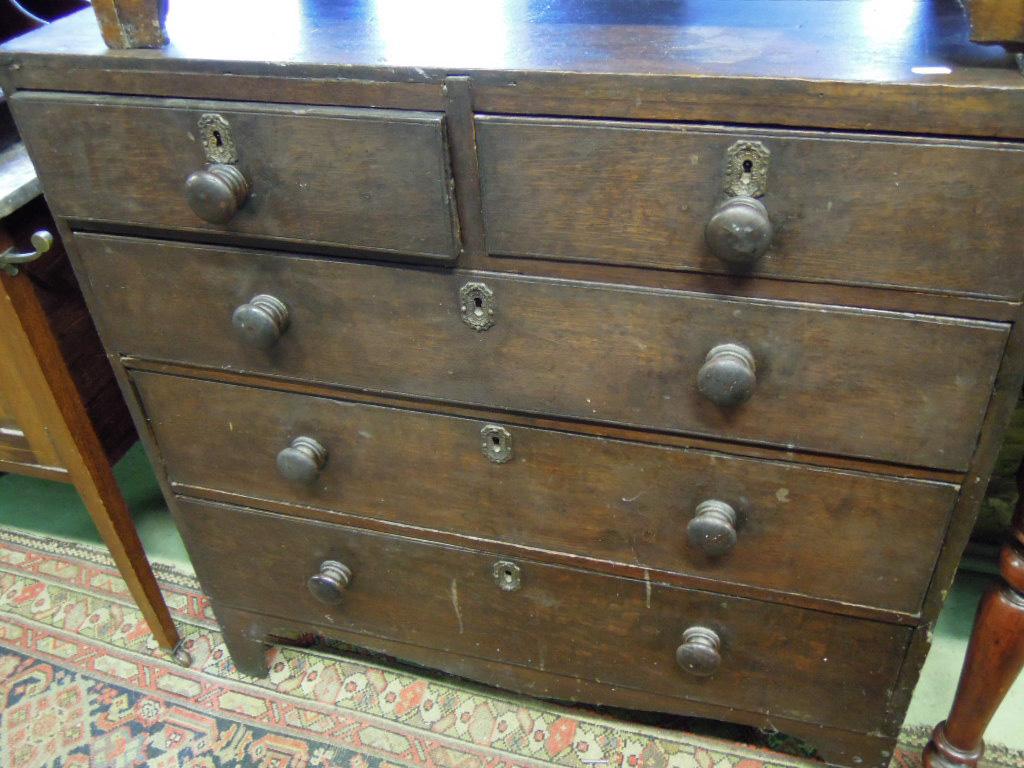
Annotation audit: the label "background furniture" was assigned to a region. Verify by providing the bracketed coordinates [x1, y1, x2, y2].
[3, 2, 1023, 767]
[924, 473, 1024, 768]
[0, 95, 183, 661]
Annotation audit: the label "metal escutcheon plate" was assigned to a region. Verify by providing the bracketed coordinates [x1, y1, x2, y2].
[459, 282, 496, 331]
[492, 560, 522, 591]
[480, 424, 513, 463]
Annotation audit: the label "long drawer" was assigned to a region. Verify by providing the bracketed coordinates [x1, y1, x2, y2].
[172, 497, 911, 732]
[476, 116, 1024, 299]
[77, 234, 1007, 470]
[136, 371, 957, 614]
[13, 93, 459, 261]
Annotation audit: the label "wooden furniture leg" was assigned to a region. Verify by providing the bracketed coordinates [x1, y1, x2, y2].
[0, 255, 184, 662]
[923, 469, 1024, 768]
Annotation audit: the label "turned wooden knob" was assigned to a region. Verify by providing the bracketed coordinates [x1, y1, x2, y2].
[308, 560, 351, 605]
[676, 626, 722, 677]
[687, 500, 738, 557]
[705, 196, 773, 266]
[185, 163, 250, 224]
[232, 294, 289, 349]
[697, 343, 756, 407]
[277, 436, 327, 484]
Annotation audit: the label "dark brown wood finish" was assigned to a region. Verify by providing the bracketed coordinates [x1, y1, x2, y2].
[213, 602, 902, 768]
[171, 497, 910, 733]
[923, 472, 1024, 768]
[73, 234, 1007, 471]
[2, 1, 1024, 140]
[4, 2, 1023, 764]
[476, 117, 1024, 299]
[12, 93, 459, 262]
[134, 370, 957, 615]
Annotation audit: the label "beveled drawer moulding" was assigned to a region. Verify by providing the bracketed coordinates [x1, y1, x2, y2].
[11, 93, 461, 261]
[475, 116, 1024, 299]
[133, 370, 959, 615]
[73, 234, 1007, 471]
[171, 497, 911, 734]
[5, 4, 1024, 767]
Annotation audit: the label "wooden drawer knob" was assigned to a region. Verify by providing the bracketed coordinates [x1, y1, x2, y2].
[185, 163, 250, 224]
[308, 560, 352, 605]
[704, 196, 773, 266]
[687, 500, 738, 557]
[697, 343, 756, 407]
[676, 626, 722, 677]
[277, 436, 327, 484]
[232, 294, 289, 349]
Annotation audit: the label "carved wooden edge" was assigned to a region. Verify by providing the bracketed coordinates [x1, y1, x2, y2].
[90, 0, 168, 49]
[922, 469, 1024, 768]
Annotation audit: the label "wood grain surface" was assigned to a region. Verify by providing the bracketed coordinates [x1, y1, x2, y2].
[73, 234, 1008, 471]
[12, 93, 459, 261]
[135, 371, 958, 614]
[476, 116, 1024, 300]
[172, 497, 911, 733]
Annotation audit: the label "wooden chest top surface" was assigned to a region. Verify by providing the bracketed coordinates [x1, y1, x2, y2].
[2, 0, 1024, 139]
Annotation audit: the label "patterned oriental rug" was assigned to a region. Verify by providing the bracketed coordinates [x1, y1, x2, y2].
[0, 527, 1017, 768]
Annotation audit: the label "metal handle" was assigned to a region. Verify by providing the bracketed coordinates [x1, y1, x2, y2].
[276, 436, 327, 484]
[185, 163, 250, 224]
[704, 196, 773, 267]
[687, 500, 738, 557]
[232, 294, 289, 349]
[307, 560, 352, 605]
[0, 230, 53, 276]
[697, 343, 756, 407]
[675, 626, 722, 677]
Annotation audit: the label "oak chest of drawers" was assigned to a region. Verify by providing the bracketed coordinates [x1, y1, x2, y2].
[4, 2, 1024, 766]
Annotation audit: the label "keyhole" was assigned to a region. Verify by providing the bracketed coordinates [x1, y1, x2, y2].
[742, 159, 754, 176]
[474, 295, 484, 317]
[491, 434, 502, 452]
[503, 568, 514, 580]
[212, 129, 224, 148]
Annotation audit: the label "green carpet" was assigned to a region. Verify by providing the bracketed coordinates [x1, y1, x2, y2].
[0, 443, 1022, 751]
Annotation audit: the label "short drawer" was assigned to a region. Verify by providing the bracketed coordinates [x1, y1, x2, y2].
[77, 234, 1007, 470]
[476, 116, 1024, 299]
[13, 93, 458, 261]
[136, 372, 957, 614]
[172, 498, 911, 732]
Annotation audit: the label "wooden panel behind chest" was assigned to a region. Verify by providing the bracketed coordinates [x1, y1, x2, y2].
[172, 497, 911, 733]
[135, 371, 957, 614]
[476, 117, 1024, 299]
[75, 234, 1007, 470]
[12, 92, 459, 261]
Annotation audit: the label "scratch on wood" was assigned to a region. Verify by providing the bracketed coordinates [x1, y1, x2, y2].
[644, 569, 652, 608]
[450, 578, 464, 634]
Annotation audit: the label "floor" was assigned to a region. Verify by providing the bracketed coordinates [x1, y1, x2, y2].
[1, 443, 1022, 751]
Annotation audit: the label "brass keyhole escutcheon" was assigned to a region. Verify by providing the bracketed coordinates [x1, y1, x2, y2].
[459, 282, 495, 331]
[493, 560, 522, 591]
[480, 424, 513, 463]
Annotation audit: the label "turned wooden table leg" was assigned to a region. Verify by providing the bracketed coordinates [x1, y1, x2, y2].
[923, 472, 1024, 768]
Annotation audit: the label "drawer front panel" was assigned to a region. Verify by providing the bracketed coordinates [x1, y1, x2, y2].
[76, 234, 1007, 470]
[136, 372, 956, 614]
[476, 116, 1024, 299]
[172, 498, 910, 731]
[13, 93, 458, 261]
